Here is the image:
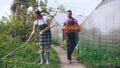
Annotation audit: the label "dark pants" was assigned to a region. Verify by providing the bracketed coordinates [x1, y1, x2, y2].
[66, 32, 77, 60]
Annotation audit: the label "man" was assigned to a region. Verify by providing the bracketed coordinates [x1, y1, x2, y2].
[62, 10, 79, 64]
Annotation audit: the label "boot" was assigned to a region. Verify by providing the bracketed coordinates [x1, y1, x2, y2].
[39, 50, 44, 64]
[46, 59, 49, 64]
[46, 52, 50, 64]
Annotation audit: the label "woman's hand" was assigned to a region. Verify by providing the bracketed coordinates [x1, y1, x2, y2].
[39, 30, 44, 35]
[25, 30, 35, 44]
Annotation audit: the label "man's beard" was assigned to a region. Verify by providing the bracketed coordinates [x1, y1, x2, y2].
[68, 16, 72, 18]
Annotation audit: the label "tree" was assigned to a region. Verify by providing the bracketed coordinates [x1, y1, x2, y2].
[57, 4, 65, 12]
[8, 0, 56, 42]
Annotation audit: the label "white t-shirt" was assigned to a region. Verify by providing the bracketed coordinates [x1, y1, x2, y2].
[34, 16, 48, 26]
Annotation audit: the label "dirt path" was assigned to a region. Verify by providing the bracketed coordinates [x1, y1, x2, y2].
[52, 45, 86, 68]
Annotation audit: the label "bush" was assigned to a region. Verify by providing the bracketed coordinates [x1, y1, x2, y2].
[0, 16, 33, 42]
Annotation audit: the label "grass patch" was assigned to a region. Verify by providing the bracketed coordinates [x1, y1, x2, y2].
[0, 41, 60, 68]
[51, 40, 60, 46]
[60, 45, 67, 50]
[78, 40, 120, 68]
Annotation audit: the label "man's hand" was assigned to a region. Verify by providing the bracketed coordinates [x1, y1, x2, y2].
[62, 26, 65, 30]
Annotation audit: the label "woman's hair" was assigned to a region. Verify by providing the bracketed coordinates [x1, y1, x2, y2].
[34, 9, 42, 17]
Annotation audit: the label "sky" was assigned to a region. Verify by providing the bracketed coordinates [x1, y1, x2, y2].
[0, 0, 13, 20]
[47, 0, 102, 15]
[0, 0, 102, 20]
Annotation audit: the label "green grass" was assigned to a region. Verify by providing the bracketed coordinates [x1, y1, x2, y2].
[0, 41, 60, 68]
[60, 45, 67, 50]
[51, 40, 60, 46]
[78, 40, 120, 68]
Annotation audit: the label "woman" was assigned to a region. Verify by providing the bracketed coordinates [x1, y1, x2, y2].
[26, 10, 51, 64]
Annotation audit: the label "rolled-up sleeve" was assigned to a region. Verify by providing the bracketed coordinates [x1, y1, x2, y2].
[63, 19, 67, 26]
[74, 19, 79, 25]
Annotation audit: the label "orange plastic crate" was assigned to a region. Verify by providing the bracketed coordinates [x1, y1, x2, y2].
[64, 25, 81, 33]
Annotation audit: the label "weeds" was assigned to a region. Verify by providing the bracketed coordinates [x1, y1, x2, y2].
[0, 41, 60, 68]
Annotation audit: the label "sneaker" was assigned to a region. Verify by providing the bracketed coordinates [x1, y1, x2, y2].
[68, 60, 72, 64]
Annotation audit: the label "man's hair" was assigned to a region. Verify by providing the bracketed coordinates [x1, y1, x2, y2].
[67, 10, 72, 13]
